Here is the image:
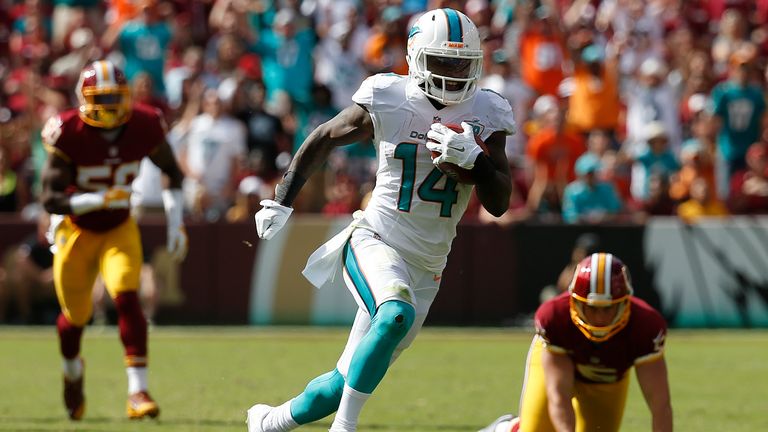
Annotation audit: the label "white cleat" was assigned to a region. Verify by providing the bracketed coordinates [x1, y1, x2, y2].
[246, 404, 272, 432]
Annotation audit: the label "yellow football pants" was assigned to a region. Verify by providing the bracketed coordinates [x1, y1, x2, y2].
[518, 336, 629, 432]
[53, 216, 142, 326]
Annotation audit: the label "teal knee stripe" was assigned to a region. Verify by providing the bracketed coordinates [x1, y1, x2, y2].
[290, 369, 345, 424]
[343, 241, 375, 315]
[347, 300, 416, 394]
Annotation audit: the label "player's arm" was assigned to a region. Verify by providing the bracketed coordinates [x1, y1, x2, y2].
[276, 103, 374, 206]
[149, 141, 184, 189]
[635, 357, 673, 432]
[149, 141, 188, 261]
[472, 131, 512, 216]
[40, 152, 75, 215]
[254, 103, 373, 240]
[542, 349, 577, 432]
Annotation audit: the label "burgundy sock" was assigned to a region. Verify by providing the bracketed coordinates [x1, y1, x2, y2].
[114, 292, 148, 367]
[57, 313, 84, 359]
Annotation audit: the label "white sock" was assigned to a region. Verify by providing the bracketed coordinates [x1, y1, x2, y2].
[62, 357, 83, 380]
[263, 400, 299, 432]
[126, 367, 148, 394]
[329, 385, 370, 432]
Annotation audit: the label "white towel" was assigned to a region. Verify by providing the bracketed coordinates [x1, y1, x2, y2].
[302, 211, 365, 289]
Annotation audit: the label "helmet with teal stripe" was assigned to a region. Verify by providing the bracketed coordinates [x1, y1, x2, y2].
[406, 8, 483, 105]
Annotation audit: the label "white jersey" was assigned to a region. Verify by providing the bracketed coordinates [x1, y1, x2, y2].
[352, 74, 515, 273]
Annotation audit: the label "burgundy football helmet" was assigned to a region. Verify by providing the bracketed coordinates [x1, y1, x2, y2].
[76, 60, 132, 129]
[568, 252, 633, 342]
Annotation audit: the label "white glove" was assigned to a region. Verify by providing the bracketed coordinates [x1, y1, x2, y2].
[255, 199, 293, 240]
[46, 214, 65, 254]
[426, 122, 484, 170]
[162, 189, 188, 261]
[69, 186, 132, 215]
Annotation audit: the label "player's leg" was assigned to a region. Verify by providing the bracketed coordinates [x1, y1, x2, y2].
[52, 218, 100, 420]
[572, 374, 629, 432]
[329, 229, 425, 432]
[100, 218, 158, 419]
[518, 335, 557, 432]
[246, 311, 370, 432]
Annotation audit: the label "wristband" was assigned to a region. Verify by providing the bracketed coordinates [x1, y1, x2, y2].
[274, 171, 306, 207]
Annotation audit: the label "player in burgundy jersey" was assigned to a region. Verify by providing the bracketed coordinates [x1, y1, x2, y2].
[481, 253, 672, 432]
[40, 60, 187, 420]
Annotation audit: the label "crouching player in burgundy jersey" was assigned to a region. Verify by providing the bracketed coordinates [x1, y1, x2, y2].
[40, 60, 187, 421]
[481, 253, 672, 432]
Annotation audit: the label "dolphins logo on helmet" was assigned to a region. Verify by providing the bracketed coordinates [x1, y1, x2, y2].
[76, 60, 132, 129]
[406, 9, 483, 105]
[569, 253, 633, 342]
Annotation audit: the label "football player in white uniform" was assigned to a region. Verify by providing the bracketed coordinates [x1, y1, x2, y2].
[247, 8, 515, 432]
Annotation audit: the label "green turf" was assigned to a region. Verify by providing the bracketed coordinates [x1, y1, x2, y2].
[1, 327, 767, 431]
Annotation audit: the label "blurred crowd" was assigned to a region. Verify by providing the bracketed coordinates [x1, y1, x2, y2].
[1, 0, 768, 228]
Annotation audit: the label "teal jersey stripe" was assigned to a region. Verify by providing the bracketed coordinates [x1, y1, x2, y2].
[343, 241, 376, 316]
[443, 9, 463, 43]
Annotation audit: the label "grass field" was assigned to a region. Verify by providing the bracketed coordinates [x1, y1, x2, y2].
[1, 327, 767, 432]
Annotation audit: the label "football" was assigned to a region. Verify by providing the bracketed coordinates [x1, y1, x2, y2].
[428, 123, 488, 184]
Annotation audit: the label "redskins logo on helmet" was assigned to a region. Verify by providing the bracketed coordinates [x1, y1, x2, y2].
[406, 8, 483, 105]
[568, 253, 633, 342]
[76, 60, 132, 129]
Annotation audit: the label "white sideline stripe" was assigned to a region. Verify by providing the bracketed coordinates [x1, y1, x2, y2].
[249, 221, 291, 324]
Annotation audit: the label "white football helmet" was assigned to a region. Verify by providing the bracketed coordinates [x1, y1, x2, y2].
[406, 8, 483, 105]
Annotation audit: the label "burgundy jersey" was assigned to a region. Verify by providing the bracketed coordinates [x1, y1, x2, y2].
[534, 292, 667, 384]
[43, 104, 166, 231]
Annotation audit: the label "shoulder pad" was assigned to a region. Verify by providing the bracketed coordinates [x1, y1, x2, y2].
[477, 88, 516, 136]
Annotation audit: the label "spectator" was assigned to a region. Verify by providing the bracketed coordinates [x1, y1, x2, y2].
[641, 172, 677, 217]
[711, 9, 749, 76]
[226, 175, 268, 223]
[630, 121, 680, 202]
[232, 79, 290, 180]
[252, 7, 317, 107]
[729, 143, 768, 214]
[526, 94, 585, 215]
[104, 0, 172, 97]
[711, 45, 766, 199]
[624, 57, 682, 154]
[562, 153, 623, 224]
[178, 88, 247, 221]
[314, 21, 368, 112]
[51, 0, 103, 52]
[566, 44, 621, 136]
[361, 6, 408, 75]
[670, 142, 716, 203]
[518, 4, 567, 96]
[479, 49, 534, 159]
[0, 145, 21, 212]
[49, 27, 99, 87]
[677, 177, 729, 223]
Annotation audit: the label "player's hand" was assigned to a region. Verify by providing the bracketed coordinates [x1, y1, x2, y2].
[426, 122, 483, 170]
[255, 199, 293, 240]
[167, 224, 188, 262]
[102, 186, 132, 209]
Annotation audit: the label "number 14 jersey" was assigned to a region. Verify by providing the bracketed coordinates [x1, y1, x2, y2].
[352, 74, 515, 273]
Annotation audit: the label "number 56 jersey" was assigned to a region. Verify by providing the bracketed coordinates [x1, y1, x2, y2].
[352, 74, 515, 273]
[43, 104, 166, 232]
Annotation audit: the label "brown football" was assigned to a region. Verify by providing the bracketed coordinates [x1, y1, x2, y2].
[428, 123, 488, 184]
